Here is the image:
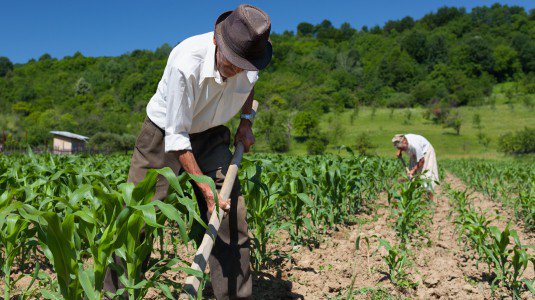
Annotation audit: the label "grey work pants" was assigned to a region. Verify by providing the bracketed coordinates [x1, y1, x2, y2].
[103, 117, 252, 299]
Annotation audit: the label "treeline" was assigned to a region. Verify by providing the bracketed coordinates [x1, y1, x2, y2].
[0, 3, 534, 148]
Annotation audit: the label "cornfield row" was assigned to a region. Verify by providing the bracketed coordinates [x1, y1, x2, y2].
[447, 187, 535, 298]
[0, 151, 400, 299]
[444, 159, 535, 232]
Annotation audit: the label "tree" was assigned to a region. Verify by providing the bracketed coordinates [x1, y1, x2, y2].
[384, 16, 415, 33]
[315, 20, 338, 41]
[472, 113, 482, 130]
[119, 73, 145, 107]
[293, 111, 318, 138]
[378, 48, 421, 92]
[39, 53, 52, 61]
[74, 77, 92, 95]
[454, 36, 494, 76]
[511, 34, 535, 73]
[306, 131, 328, 155]
[498, 127, 534, 155]
[426, 33, 449, 66]
[353, 132, 376, 155]
[492, 45, 521, 81]
[89, 132, 121, 152]
[120, 134, 136, 154]
[11, 102, 33, 116]
[422, 6, 466, 29]
[443, 111, 462, 135]
[411, 81, 436, 105]
[339, 22, 356, 40]
[328, 121, 346, 146]
[155, 43, 172, 60]
[0, 57, 13, 76]
[402, 31, 428, 63]
[268, 127, 290, 152]
[477, 132, 491, 149]
[256, 109, 291, 153]
[297, 22, 315, 36]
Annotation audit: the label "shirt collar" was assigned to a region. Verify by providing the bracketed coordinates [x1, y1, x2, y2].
[200, 32, 257, 85]
[200, 38, 223, 84]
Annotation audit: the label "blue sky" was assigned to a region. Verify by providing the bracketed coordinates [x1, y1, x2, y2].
[1, 0, 533, 63]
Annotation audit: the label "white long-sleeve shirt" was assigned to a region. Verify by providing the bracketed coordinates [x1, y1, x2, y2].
[146, 32, 259, 152]
[405, 134, 430, 162]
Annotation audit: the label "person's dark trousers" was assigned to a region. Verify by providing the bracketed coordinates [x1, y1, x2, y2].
[103, 117, 252, 299]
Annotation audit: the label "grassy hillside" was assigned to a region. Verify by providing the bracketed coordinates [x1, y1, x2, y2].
[253, 96, 534, 159]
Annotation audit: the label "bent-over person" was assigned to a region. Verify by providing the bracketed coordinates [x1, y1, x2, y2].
[392, 134, 439, 200]
[104, 4, 272, 299]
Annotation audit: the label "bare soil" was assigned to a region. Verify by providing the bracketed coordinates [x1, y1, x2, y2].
[246, 172, 534, 299]
[3, 173, 534, 299]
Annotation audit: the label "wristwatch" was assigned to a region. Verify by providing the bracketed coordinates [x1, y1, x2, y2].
[240, 111, 256, 121]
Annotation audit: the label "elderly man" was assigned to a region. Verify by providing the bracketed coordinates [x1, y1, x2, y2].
[392, 134, 439, 199]
[104, 4, 272, 299]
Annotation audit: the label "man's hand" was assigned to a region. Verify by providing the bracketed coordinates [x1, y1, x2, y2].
[200, 184, 230, 214]
[176, 150, 231, 214]
[235, 119, 255, 152]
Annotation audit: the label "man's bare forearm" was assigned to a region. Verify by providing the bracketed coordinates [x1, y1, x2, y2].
[176, 150, 210, 190]
[242, 88, 254, 115]
[176, 149, 229, 212]
[411, 158, 425, 173]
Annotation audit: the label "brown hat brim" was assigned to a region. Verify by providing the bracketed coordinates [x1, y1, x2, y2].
[214, 10, 272, 71]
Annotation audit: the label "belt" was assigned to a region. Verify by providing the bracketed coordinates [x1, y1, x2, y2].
[147, 117, 165, 135]
[146, 116, 227, 140]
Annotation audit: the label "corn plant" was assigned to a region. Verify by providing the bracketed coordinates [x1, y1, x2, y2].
[483, 225, 534, 298]
[444, 159, 534, 233]
[448, 185, 535, 298]
[377, 238, 415, 289]
[388, 176, 432, 243]
[0, 201, 35, 300]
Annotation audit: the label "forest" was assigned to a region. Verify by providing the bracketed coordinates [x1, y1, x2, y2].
[0, 4, 533, 152]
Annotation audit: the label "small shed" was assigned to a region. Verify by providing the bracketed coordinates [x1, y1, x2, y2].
[50, 131, 89, 154]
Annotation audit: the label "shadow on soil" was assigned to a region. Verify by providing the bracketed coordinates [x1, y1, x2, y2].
[253, 271, 305, 299]
[252, 270, 304, 300]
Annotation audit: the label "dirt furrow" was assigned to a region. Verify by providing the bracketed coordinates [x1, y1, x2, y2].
[443, 172, 534, 299]
[411, 175, 490, 299]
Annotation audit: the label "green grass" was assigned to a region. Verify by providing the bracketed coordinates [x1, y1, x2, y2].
[252, 99, 534, 159]
[319, 103, 534, 158]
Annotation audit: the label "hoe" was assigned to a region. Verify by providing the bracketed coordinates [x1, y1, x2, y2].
[182, 100, 259, 298]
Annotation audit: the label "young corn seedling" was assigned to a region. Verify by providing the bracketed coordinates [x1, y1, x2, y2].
[484, 225, 534, 299]
[240, 161, 281, 270]
[0, 204, 34, 300]
[377, 238, 415, 289]
[390, 176, 432, 243]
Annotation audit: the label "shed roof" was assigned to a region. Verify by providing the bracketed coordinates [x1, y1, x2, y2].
[50, 131, 89, 141]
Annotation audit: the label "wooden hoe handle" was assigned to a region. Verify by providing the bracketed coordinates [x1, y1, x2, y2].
[182, 100, 259, 298]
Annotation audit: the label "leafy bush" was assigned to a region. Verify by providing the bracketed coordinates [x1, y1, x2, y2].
[385, 92, 415, 108]
[353, 132, 376, 155]
[255, 109, 290, 153]
[293, 111, 318, 139]
[268, 127, 290, 153]
[498, 127, 535, 155]
[89, 132, 135, 153]
[423, 101, 450, 124]
[443, 110, 463, 135]
[306, 132, 328, 154]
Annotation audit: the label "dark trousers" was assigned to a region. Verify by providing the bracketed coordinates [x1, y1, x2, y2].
[103, 117, 252, 299]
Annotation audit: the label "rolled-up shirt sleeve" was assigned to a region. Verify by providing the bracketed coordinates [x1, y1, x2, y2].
[164, 67, 194, 152]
